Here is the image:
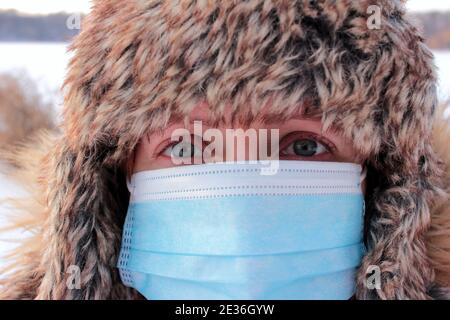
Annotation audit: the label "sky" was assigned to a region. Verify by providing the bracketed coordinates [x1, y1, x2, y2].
[0, 0, 449, 14]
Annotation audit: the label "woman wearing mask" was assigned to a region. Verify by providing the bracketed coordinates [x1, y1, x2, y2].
[1, 0, 450, 300]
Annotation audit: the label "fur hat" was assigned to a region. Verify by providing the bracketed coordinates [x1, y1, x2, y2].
[1, 0, 449, 299]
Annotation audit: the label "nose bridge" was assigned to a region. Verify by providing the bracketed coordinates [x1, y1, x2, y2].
[223, 127, 260, 162]
[202, 120, 278, 163]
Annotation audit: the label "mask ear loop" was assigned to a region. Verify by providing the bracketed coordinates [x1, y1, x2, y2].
[360, 165, 367, 184]
[126, 176, 134, 194]
[359, 164, 367, 219]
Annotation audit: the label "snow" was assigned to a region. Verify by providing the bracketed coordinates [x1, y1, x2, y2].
[0, 42, 71, 107]
[0, 164, 28, 272]
[435, 50, 450, 101]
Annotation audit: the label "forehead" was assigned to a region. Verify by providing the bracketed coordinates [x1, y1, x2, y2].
[168, 97, 323, 129]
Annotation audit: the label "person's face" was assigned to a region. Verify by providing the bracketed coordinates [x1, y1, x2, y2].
[132, 101, 364, 174]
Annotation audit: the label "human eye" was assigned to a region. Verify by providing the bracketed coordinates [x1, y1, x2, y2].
[279, 131, 336, 160]
[162, 136, 203, 162]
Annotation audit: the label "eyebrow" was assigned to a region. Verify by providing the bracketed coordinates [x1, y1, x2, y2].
[259, 112, 322, 125]
[146, 111, 338, 149]
[166, 116, 222, 128]
[163, 111, 324, 130]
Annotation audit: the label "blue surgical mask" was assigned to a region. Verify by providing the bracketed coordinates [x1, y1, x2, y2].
[118, 161, 366, 300]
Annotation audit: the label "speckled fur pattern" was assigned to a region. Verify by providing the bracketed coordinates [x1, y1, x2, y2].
[0, 0, 449, 299]
[427, 106, 450, 296]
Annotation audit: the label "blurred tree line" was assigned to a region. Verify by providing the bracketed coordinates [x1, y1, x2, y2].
[410, 11, 450, 49]
[0, 10, 80, 42]
[0, 73, 56, 152]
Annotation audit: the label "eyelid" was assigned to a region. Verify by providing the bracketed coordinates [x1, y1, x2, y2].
[154, 138, 176, 157]
[153, 131, 337, 159]
[279, 131, 337, 153]
[156, 134, 205, 158]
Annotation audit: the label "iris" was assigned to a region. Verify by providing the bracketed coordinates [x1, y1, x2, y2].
[293, 139, 317, 156]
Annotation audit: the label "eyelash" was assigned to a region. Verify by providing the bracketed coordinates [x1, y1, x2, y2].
[279, 132, 336, 156]
[157, 135, 204, 158]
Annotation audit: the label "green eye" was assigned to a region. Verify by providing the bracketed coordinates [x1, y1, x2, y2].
[294, 139, 317, 156]
[284, 139, 327, 157]
[164, 141, 202, 159]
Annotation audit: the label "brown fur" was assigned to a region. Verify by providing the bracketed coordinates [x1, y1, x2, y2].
[428, 106, 450, 291]
[0, 0, 448, 299]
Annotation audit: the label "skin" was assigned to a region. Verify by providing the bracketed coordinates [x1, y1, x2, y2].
[130, 102, 366, 192]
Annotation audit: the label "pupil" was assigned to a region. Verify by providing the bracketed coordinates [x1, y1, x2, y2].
[179, 144, 195, 158]
[293, 139, 317, 156]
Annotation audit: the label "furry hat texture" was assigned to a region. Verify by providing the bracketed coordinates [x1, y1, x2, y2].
[1, 0, 449, 299]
